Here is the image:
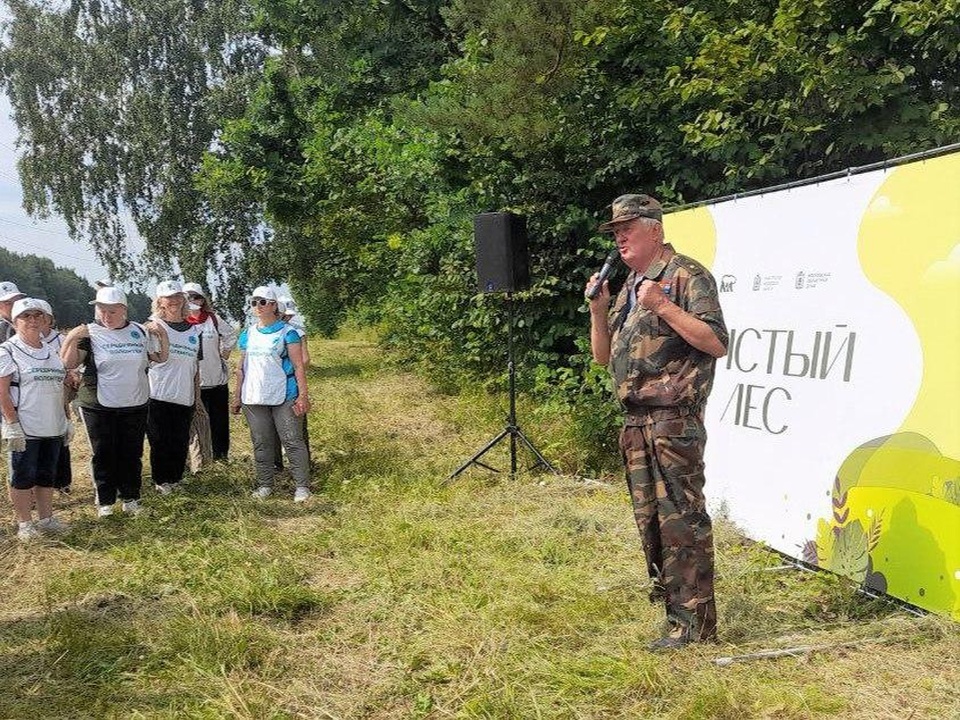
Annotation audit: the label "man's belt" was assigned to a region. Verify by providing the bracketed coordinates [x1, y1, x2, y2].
[623, 405, 698, 426]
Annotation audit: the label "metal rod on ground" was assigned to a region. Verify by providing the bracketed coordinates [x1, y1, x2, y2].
[714, 638, 878, 666]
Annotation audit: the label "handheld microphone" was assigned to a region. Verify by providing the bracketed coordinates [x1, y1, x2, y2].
[585, 248, 620, 300]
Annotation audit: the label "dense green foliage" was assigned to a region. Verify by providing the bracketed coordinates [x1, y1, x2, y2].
[4, 0, 960, 456]
[199, 0, 960, 457]
[0, 247, 151, 326]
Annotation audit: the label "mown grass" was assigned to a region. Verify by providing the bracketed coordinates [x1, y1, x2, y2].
[0, 335, 957, 719]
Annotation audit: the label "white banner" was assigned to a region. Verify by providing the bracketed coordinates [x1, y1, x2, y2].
[665, 149, 960, 620]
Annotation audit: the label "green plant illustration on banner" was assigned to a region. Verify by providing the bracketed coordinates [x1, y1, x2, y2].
[806, 152, 960, 620]
[806, 434, 959, 618]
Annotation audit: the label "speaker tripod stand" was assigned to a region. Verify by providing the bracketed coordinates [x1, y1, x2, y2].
[448, 292, 556, 481]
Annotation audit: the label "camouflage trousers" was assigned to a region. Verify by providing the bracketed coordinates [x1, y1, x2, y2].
[620, 408, 717, 641]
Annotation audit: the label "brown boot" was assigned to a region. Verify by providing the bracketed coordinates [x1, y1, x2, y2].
[647, 624, 692, 652]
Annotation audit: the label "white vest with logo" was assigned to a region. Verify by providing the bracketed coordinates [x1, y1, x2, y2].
[241, 324, 289, 406]
[196, 315, 228, 388]
[88, 322, 150, 408]
[149, 319, 200, 406]
[0, 336, 68, 437]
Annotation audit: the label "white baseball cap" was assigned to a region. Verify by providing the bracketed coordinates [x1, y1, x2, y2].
[35, 299, 54, 317]
[251, 285, 277, 301]
[0, 281, 26, 303]
[89, 286, 128, 306]
[11, 297, 47, 321]
[156, 280, 184, 298]
[183, 282, 205, 297]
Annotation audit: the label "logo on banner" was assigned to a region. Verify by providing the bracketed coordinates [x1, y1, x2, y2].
[752, 274, 761, 291]
[720, 275, 737, 292]
[794, 270, 833, 289]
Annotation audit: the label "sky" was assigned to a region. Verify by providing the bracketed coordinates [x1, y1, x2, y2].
[0, 94, 111, 283]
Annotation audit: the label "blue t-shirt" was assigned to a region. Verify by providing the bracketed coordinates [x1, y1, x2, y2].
[238, 321, 302, 401]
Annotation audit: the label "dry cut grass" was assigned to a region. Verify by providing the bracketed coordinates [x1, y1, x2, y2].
[0, 336, 957, 719]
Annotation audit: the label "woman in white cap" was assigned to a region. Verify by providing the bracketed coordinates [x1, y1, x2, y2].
[36, 299, 75, 495]
[0, 298, 71, 538]
[184, 281, 237, 461]
[61, 286, 167, 516]
[275, 296, 312, 467]
[231, 285, 312, 501]
[147, 281, 204, 494]
[0, 281, 27, 342]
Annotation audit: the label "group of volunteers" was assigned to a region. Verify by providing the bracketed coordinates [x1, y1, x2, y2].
[0, 279, 311, 540]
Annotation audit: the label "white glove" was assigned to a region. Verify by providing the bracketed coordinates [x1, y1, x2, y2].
[63, 420, 75, 447]
[2, 421, 26, 453]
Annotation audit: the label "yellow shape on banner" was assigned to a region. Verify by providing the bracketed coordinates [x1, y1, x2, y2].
[846, 486, 960, 619]
[664, 206, 717, 269]
[859, 154, 960, 459]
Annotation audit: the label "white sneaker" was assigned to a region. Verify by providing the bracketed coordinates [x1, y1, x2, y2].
[154, 483, 176, 495]
[36, 516, 69, 534]
[293, 487, 312, 503]
[98, 504, 115, 517]
[17, 521, 40, 540]
[122, 500, 143, 516]
[251, 486, 272, 499]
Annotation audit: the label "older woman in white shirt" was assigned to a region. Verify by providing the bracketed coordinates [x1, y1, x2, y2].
[0, 298, 70, 538]
[61, 286, 167, 517]
[147, 281, 203, 494]
[184, 282, 236, 461]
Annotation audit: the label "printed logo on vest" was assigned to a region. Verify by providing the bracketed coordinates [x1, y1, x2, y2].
[130, 330, 141, 339]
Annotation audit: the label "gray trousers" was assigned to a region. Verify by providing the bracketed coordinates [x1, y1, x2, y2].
[242, 400, 310, 488]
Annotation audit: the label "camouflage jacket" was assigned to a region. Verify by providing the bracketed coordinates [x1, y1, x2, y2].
[608, 243, 728, 411]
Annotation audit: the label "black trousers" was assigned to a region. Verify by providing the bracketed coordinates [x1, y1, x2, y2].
[200, 384, 230, 460]
[80, 404, 148, 505]
[147, 398, 195, 485]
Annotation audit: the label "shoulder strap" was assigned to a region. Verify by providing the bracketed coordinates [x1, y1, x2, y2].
[279, 324, 295, 379]
[5, 340, 61, 408]
[0, 341, 23, 394]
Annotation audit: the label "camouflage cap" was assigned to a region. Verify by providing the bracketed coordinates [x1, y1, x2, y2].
[598, 193, 663, 231]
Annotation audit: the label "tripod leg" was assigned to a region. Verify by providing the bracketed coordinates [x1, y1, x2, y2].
[515, 427, 558, 474]
[447, 428, 512, 480]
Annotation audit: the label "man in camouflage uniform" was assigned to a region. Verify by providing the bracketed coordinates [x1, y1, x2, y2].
[587, 193, 728, 650]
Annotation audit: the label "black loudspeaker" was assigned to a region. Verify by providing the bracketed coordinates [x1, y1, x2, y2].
[474, 212, 530, 293]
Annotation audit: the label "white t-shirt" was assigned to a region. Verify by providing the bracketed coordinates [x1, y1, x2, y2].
[0, 335, 68, 437]
[87, 322, 151, 408]
[194, 314, 236, 388]
[149, 319, 200, 406]
[43, 329, 63, 352]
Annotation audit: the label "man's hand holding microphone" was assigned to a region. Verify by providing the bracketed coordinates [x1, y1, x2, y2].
[584, 248, 619, 305]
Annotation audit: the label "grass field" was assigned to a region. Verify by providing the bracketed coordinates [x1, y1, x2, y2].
[1, 337, 957, 719]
